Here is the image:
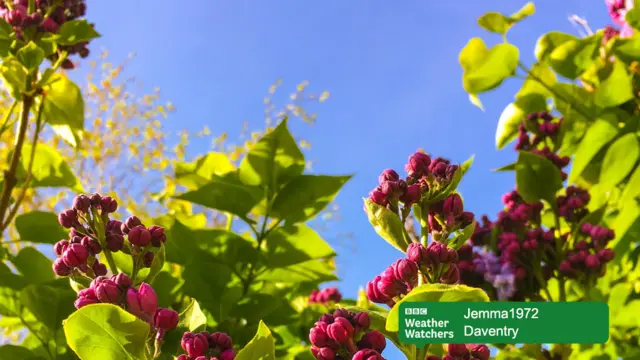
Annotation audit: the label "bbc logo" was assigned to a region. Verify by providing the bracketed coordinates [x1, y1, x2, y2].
[405, 307, 428, 315]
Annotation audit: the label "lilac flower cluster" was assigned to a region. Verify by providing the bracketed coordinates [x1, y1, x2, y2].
[605, 0, 634, 37]
[177, 331, 235, 360]
[309, 309, 386, 360]
[515, 112, 570, 180]
[120, 215, 167, 268]
[0, 0, 93, 68]
[427, 344, 490, 360]
[428, 194, 475, 239]
[310, 287, 343, 305]
[560, 223, 615, 281]
[366, 258, 418, 307]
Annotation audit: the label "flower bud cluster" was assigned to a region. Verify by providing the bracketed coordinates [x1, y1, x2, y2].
[605, 0, 634, 38]
[496, 190, 543, 232]
[366, 258, 418, 306]
[122, 215, 166, 268]
[177, 331, 235, 360]
[556, 186, 590, 222]
[427, 344, 490, 360]
[52, 235, 106, 277]
[309, 309, 386, 360]
[0, 0, 92, 67]
[560, 223, 616, 280]
[309, 287, 342, 305]
[427, 194, 474, 236]
[515, 114, 571, 180]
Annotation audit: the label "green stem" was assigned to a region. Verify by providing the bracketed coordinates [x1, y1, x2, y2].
[103, 249, 119, 276]
[0, 99, 17, 137]
[416, 346, 428, 360]
[553, 214, 567, 302]
[419, 202, 430, 246]
[226, 213, 233, 231]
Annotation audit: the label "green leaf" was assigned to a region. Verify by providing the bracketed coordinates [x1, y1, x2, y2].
[462, 43, 519, 94]
[594, 60, 634, 108]
[178, 299, 207, 332]
[599, 133, 639, 189]
[493, 163, 516, 172]
[173, 175, 263, 223]
[270, 175, 351, 223]
[10, 247, 54, 284]
[39, 73, 84, 147]
[174, 152, 235, 190]
[552, 83, 596, 155]
[516, 63, 557, 98]
[621, 165, 640, 202]
[64, 304, 150, 360]
[238, 119, 305, 189]
[17, 143, 83, 191]
[626, 6, 640, 31]
[461, 155, 474, 176]
[16, 42, 45, 71]
[385, 284, 490, 332]
[15, 211, 68, 244]
[1, 57, 28, 99]
[0, 19, 12, 57]
[363, 198, 410, 252]
[569, 114, 619, 184]
[257, 259, 337, 284]
[515, 151, 563, 205]
[612, 36, 640, 63]
[21, 282, 76, 331]
[495, 93, 547, 149]
[610, 199, 640, 264]
[265, 224, 335, 268]
[477, 2, 535, 35]
[449, 221, 476, 250]
[549, 34, 601, 79]
[57, 20, 101, 45]
[0, 345, 41, 359]
[535, 32, 577, 61]
[235, 320, 276, 360]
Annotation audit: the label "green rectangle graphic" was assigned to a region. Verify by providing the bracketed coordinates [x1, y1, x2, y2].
[398, 302, 609, 345]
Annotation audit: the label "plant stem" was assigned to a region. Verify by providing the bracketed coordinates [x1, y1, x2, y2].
[416, 346, 428, 360]
[0, 96, 34, 235]
[104, 249, 119, 276]
[420, 202, 430, 246]
[0, 99, 17, 137]
[553, 214, 567, 302]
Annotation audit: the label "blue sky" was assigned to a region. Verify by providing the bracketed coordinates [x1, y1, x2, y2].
[82, 1, 611, 358]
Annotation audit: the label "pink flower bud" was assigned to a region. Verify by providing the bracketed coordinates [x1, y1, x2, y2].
[210, 332, 233, 350]
[353, 312, 370, 330]
[469, 344, 490, 360]
[62, 243, 88, 267]
[138, 282, 158, 314]
[73, 194, 91, 213]
[460, 211, 474, 227]
[154, 308, 179, 330]
[219, 349, 235, 360]
[185, 333, 209, 357]
[448, 344, 468, 357]
[358, 330, 386, 352]
[100, 196, 118, 213]
[122, 216, 143, 234]
[316, 347, 336, 360]
[333, 308, 353, 319]
[310, 326, 329, 347]
[106, 233, 124, 252]
[54, 240, 69, 256]
[597, 249, 615, 263]
[327, 317, 354, 343]
[400, 184, 421, 205]
[369, 189, 387, 206]
[177, 355, 188, 360]
[378, 169, 399, 185]
[447, 248, 458, 263]
[40, 17, 58, 32]
[92, 261, 107, 277]
[112, 273, 132, 289]
[74, 296, 98, 309]
[353, 349, 384, 360]
[52, 258, 72, 276]
[81, 236, 102, 255]
[405, 152, 431, 177]
[559, 260, 574, 275]
[148, 225, 166, 246]
[319, 314, 334, 324]
[143, 252, 155, 267]
[440, 264, 459, 284]
[585, 254, 600, 268]
[128, 225, 151, 247]
[181, 332, 194, 352]
[406, 243, 429, 266]
[58, 209, 78, 228]
[443, 194, 463, 218]
[126, 288, 144, 317]
[95, 279, 120, 304]
[392, 259, 418, 285]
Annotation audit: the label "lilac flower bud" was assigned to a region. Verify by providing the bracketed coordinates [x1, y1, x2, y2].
[428, 213, 442, 232]
[112, 273, 132, 289]
[443, 194, 463, 218]
[448, 344, 468, 357]
[598, 249, 615, 263]
[405, 152, 431, 177]
[180, 332, 194, 352]
[440, 264, 459, 284]
[319, 314, 335, 324]
[460, 211, 474, 227]
[101, 196, 118, 213]
[185, 333, 208, 357]
[24, 12, 42, 26]
[219, 349, 235, 360]
[427, 241, 449, 265]
[106, 220, 123, 235]
[327, 317, 354, 343]
[122, 216, 142, 234]
[154, 308, 179, 330]
[366, 276, 390, 304]
[6, 9, 24, 26]
[310, 326, 329, 347]
[81, 236, 102, 255]
[400, 184, 421, 205]
[358, 330, 386, 352]
[58, 209, 78, 228]
[54, 240, 69, 256]
[74, 296, 98, 309]
[106, 233, 124, 252]
[559, 260, 574, 275]
[126, 288, 144, 317]
[128, 225, 151, 247]
[52, 258, 72, 276]
[40, 17, 59, 32]
[392, 259, 418, 285]
[95, 279, 120, 303]
[92, 260, 107, 276]
[210, 331, 233, 350]
[73, 194, 91, 213]
[148, 225, 166, 246]
[369, 189, 387, 206]
[333, 308, 352, 320]
[138, 282, 158, 314]
[378, 169, 399, 185]
[376, 272, 406, 299]
[143, 251, 155, 267]
[585, 254, 600, 269]
[353, 349, 384, 360]
[470, 345, 490, 360]
[176, 355, 188, 360]
[353, 312, 371, 330]
[62, 243, 88, 267]
[315, 347, 336, 360]
[429, 157, 450, 179]
[406, 243, 429, 266]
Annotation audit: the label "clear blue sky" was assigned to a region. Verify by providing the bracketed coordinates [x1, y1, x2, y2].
[83, 1, 610, 358]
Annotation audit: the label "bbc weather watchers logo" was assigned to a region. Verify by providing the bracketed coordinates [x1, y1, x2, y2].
[405, 307, 428, 315]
